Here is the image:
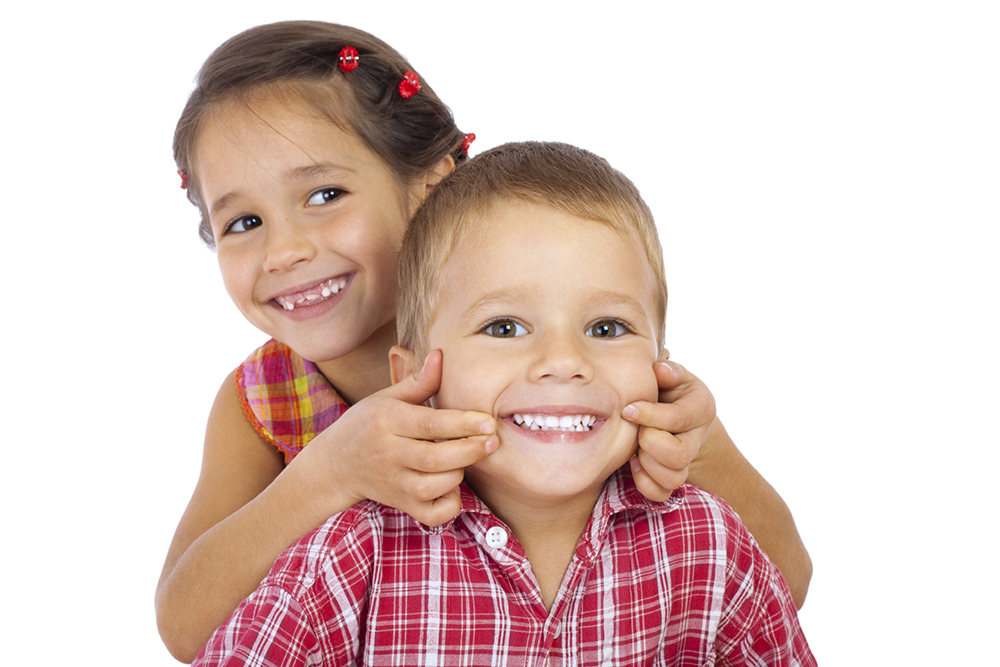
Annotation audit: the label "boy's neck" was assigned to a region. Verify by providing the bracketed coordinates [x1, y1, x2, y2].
[314, 321, 396, 405]
[468, 479, 605, 611]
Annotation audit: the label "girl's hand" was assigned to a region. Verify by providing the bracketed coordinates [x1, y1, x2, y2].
[303, 350, 497, 527]
[622, 355, 717, 502]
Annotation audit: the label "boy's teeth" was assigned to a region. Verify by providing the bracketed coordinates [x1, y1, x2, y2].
[512, 413, 597, 432]
[275, 278, 348, 311]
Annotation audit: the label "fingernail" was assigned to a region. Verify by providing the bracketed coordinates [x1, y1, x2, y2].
[655, 360, 675, 377]
[484, 435, 499, 454]
[479, 420, 495, 435]
[623, 404, 639, 420]
[629, 456, 642, 472]
[420, 353, 431, 375]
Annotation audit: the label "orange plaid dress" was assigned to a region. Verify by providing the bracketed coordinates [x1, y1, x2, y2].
[236, 339, 350, 464]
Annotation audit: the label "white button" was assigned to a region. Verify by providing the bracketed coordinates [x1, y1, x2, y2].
[553, 622, 562, 638]
[485, 526, 508, 549]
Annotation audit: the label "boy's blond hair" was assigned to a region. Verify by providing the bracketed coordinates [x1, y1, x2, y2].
[397, 141, 667, 357]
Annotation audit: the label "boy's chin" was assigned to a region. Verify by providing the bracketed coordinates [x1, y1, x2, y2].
[467, 447, 633, 505]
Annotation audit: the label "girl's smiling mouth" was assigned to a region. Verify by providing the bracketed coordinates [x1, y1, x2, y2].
[271, 275, 351, 311]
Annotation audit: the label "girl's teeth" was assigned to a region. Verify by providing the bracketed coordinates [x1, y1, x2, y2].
[276, 278, 348, 311]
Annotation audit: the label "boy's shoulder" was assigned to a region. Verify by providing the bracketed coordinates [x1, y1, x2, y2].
[606, 472, 751, 544]
[262, 500, 393, 599]
[605, 475, 783, 589]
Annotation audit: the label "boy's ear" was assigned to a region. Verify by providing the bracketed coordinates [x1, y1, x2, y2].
[425, 154, 455, 194]
[388, 345, 420, 385]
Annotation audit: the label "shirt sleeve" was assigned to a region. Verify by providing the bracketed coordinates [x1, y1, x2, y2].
[713, 507, 816, 666]
[192, 585, 321, 667]
[191, 505, 377, 667]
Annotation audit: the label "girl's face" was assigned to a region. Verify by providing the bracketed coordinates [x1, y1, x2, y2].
[192, 96, 441, 364]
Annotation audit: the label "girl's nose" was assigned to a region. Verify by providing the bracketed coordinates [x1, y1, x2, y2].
[528, 332, 593, 383]
[262, 220, 317, 273]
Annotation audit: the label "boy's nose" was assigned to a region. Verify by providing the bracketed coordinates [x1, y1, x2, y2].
[528, 332, 593, 383]
[262, 220, 317, 273]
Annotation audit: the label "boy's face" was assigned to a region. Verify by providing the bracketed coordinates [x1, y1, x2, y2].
[425, 202, 661, 509]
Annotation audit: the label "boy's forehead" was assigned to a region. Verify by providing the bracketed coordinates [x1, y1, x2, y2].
[440, 200, 644, 273]
[429, 201, 656, 315]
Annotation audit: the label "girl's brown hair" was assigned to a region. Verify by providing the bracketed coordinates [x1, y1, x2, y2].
[174, 21, 468, 246]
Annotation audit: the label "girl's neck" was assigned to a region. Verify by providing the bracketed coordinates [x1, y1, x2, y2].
[314, 321, 396, 405]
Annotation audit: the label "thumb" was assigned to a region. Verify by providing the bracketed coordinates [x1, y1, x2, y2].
[385, 349, 443, 406]
[654, 359, 682, 392]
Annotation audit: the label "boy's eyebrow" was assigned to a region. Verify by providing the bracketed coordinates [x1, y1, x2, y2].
[461, 287, 649, 323]
[587, 289, 649, 316]
[462, 285, 536, 321]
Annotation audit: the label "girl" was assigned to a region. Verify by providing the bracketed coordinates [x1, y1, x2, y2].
[157, 21, 811, 662]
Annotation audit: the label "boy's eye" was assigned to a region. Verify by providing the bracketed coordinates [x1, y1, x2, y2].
[306, 187, 345, 207]
[224, 215, 263, 235]
[482, 319, 528, 338]
[586, 319, 631, 339]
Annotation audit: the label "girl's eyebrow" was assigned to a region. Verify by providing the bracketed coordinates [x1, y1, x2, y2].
[286, 162, 357, 181]
[208, 162, 358, 217]
[209, 191, 240, 218]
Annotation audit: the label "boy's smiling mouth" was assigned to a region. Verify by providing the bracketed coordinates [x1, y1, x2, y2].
[272, 276, 350, 311]
[511, 413, 600, 432]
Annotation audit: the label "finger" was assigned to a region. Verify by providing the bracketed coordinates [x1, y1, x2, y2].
[393, 402, 497, 441]
[628, 456, 674, 503]
[398, 467, 468, 503]
[400, 435, 499, 474]
[398, 488, 464, 527]
[634, 446, 690, 492]
[622, 398, 708, 435]
[653, 359, 692, 393]
[637, 426, 697, 471]
[382, 349, 445, 407]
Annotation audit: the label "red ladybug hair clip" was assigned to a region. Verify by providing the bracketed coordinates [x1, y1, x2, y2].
[338, 46, 359, 73]
[398, 71, 421, 98]
[459, 133, 476, 154]
[178, 169, 189, 189]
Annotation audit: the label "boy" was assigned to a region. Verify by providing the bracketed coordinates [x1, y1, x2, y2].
[193, 142, 814, 666]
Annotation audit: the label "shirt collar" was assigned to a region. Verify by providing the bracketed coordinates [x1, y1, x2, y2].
[413, 466, 686, 538]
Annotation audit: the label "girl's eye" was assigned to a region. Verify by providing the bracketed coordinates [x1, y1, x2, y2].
[587, 319, 631, 339]
[482, 319, 528, 338]
[224, 215, 263, 235]
[306, 187, 345, 207]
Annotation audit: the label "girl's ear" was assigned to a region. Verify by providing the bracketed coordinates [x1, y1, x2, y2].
[388, 345, 419, 385]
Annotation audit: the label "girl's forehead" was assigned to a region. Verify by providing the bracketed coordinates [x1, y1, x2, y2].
[193, 97, 378, 185]
[196, 80, 360, 154]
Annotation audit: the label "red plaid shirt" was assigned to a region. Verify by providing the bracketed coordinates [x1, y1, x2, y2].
[194, 471, 814, 666]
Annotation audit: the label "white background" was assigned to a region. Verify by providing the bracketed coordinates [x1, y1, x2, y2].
[2, 1, 997, 663]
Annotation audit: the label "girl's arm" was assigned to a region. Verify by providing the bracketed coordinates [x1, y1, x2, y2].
[687, 418, 812, 609]
[156, 353, 496, 663]
[624, 360, 812, 608]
